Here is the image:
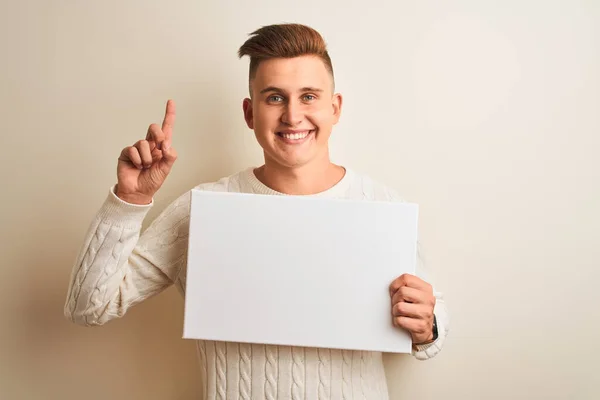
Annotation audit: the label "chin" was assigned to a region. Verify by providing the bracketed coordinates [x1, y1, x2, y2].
[269, 152, 312, 169]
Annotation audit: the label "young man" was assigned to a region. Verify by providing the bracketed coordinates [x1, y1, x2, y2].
[64, 23, 448, 399]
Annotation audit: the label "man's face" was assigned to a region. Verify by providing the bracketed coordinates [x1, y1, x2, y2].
[242, 55, 342, 169]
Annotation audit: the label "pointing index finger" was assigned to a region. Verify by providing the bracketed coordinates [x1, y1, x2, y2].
[162, 99, 176, 140]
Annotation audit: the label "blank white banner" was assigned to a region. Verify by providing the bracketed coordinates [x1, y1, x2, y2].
[183, 189, 419, 353]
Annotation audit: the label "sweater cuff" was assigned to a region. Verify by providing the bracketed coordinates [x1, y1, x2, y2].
[411, 314, 447, 361]
[95, 185, 154, 229]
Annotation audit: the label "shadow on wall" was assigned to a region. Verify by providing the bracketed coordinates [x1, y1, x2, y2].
[13, 79, 245, 399]
[159, 72, 259, 195]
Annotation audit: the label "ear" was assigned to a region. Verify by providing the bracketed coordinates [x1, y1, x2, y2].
[242, 98, 254, 129]
[332, 93, 343, 124]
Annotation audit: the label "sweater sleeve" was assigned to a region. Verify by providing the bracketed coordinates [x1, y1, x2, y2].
[63, 186, 191, 327]
[380, 184, 450, 360]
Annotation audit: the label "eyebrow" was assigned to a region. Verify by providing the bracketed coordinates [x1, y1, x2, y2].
[259, 86, 324, 94]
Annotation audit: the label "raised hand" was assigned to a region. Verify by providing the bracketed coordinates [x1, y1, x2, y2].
[115, 100, 178, 204]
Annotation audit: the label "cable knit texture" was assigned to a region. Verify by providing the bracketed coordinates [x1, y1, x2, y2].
[64, 166, 449, 399]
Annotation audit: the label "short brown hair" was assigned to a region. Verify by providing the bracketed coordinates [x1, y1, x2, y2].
[238, 23, 334, 92]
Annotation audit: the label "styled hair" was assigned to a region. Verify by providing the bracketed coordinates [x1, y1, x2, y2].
[237, 23, 334, 92]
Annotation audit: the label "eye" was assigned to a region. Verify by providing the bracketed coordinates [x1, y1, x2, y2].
[302, 94, 316, 101]
[267, 95, 284, 103]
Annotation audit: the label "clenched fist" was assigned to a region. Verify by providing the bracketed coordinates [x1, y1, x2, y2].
[115, 100, 178, 205]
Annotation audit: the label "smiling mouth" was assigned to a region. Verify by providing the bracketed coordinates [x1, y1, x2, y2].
[276, 130, 314, 142]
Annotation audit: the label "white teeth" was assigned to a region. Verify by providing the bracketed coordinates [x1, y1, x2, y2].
[281, 131, 310, 140]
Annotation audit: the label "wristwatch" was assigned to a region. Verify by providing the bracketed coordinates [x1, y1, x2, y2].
[431, 314, 438, 341]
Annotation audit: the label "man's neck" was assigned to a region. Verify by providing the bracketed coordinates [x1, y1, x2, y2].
[255, 158, 346, 195]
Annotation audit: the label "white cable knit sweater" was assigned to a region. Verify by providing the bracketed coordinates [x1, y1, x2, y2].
[64, 166, 449, 400]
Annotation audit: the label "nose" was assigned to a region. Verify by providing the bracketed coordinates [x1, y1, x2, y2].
[281, 100, 303, 126]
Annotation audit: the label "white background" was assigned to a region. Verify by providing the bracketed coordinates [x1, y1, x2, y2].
[1, 1, 598, 399]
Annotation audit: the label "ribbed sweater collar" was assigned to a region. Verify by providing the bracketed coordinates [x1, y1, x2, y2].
[240, 166, 354, 198]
